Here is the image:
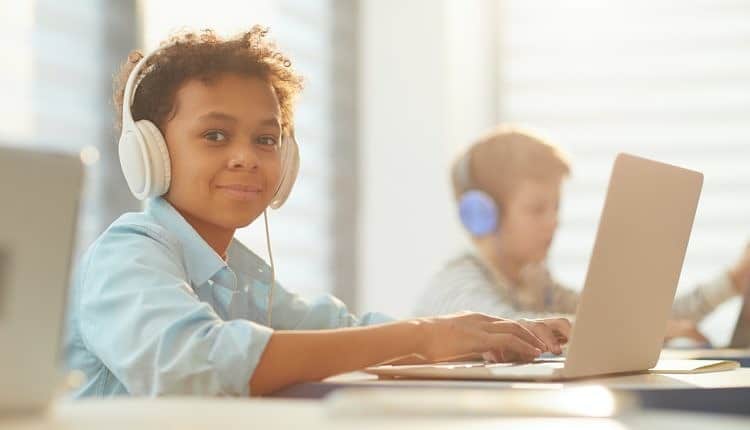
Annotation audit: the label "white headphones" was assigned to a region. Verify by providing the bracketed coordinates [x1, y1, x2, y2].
[118, 50, 300, 209]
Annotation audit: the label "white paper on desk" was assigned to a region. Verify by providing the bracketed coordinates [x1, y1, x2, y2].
[649, 359, 739, 374]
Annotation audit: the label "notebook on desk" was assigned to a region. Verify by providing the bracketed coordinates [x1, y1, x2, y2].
[650, 359, 738, 374]
[368, 153, 738, 382]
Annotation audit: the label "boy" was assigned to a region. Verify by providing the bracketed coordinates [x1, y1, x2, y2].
[64, 28, 570, 398]
[414, 126, 750, 343]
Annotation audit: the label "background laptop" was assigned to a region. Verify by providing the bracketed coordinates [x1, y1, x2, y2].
[729, 285, 750, 348]
[369, 153, 707, 381]
[0, 145, 82, 413]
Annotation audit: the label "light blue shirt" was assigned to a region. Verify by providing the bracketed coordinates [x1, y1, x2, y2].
[64, 197, 391, 397]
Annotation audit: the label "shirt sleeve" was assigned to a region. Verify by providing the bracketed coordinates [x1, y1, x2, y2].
[547, 281, 580, 316]
[76, 224, 273, 396]
[266, 282, 394, 330]
[671, 271, 737, 322]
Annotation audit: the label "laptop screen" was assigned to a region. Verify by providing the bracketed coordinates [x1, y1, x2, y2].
[729, 288, 750, 348]
[0, 247, 7, 319]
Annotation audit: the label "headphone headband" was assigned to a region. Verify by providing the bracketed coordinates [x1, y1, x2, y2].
[454, 149, 474, 192]
[121, 52, 154, 132]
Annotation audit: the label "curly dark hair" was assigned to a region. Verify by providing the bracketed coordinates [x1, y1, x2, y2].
[113, 25, 303, 135]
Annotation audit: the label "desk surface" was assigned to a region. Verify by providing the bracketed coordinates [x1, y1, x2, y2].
[298, 367, 750, 391]
[274, 368, 750, 415]
[2, 397, 750, 430]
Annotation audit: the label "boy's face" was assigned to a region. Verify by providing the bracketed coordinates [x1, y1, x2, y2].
[162, 73, 283, 231]
[497, 178, 562, 264]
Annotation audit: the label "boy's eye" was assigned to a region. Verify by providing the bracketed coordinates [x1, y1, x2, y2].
[203, 130, 228, 143]
[257, 136, 279, 146]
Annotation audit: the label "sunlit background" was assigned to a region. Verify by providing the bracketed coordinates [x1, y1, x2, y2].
[2, 0, 749, 345]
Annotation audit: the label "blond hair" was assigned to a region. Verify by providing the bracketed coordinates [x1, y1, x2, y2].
[452, 125, 571, 205]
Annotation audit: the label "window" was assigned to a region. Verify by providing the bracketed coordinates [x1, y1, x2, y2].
[0, 1, 34, 142]
[498, 0, 750, 343]
[0, 0, 135, 251]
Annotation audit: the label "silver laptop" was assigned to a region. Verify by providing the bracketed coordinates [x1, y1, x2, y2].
[369, 153, 704, 381]
[729, 284, 750, 348]
[0, 145, 82, 412]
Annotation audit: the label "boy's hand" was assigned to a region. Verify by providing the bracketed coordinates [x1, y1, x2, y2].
[518, 317, 571, 355]
[415, 312, 571, 364]
[664, 319, 709, 345]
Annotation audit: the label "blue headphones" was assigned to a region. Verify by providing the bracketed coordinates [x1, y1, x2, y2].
[454, 149, 501, 237]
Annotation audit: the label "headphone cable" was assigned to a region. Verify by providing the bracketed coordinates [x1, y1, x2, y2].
[263, 209, 275, 327]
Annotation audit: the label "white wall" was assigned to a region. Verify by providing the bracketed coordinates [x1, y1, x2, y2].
[357, 0, 498, 316]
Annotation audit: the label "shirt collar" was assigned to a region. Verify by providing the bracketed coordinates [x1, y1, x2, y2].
[146, 197, 272, 286]
[147, 197, 227, 286]
[227, 239, 272, 284]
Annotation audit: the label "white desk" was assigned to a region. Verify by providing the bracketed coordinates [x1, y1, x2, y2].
[329, 367, 750, 390]
[274, 368, 750, 415]
[2, 397, 750, 430]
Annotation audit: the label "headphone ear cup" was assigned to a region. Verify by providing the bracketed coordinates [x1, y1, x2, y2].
[118, 123, 152, 200]
[135, 120, 171, 198]
[269, 135, 300, 209]
[458, 190, 500, 236]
